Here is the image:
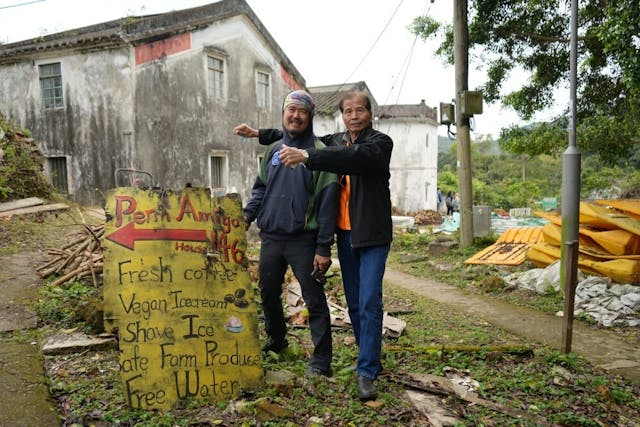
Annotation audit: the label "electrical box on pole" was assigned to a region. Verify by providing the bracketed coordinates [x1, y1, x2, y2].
[460, 90, 483, 116]
[439, 102, 455, 125]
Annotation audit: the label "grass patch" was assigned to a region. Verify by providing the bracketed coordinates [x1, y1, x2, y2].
[35, 279, 101, 331]
[3, 216, 639, 425]
[34, 267, 640, 426]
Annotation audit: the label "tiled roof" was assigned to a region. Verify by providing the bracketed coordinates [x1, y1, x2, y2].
[0, 0, 304, 85]
[308, 81, 378, 115]
[378, 102, 438, 122]
[308, 83, 436, 123]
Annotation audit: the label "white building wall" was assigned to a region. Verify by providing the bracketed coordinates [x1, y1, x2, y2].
[310, 113, 438, 213]
[312, 115, 338, 139]
[377, 118, 438, 213]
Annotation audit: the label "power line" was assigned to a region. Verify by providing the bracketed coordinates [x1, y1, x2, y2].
[321, 0, 405, 104]
[383, 1, 433, 133]
[383, 36, 420, 134]
[382, 36, 418, 106]
[341, 0, 404, 84]
[0, 0, 45, 10]
[383, 0, 433, 107]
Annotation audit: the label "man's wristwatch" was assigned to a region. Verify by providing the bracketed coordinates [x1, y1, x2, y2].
[302, 150, 309, 164]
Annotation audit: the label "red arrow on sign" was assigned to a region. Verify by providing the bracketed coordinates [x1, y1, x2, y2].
[106, 221, 208, 250]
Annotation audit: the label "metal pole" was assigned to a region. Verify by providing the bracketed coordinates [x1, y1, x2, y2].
[562, 240, 579, 353]
[560, 0, 581, 353]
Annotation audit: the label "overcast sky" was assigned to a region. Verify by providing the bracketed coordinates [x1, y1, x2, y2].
[0, 0, 557, 138]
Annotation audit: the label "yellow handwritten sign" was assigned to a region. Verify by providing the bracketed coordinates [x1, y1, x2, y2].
[103, 188, 262, 409]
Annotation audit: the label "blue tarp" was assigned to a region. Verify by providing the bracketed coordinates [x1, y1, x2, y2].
[440, 212, 460, 233]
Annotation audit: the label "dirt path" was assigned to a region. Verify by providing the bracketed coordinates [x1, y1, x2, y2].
[0, 250, 61, 426]
[0, 250, 42, 332]
[384, 268, 640, 384]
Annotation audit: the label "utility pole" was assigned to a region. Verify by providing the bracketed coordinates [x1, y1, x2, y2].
[454, 0, 474, 247]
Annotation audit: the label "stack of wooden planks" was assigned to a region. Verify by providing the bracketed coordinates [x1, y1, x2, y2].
[0, 197, 68, 217]
[37, 224, 104, 287]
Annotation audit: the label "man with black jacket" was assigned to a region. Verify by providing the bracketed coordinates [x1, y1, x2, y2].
[234, 91, 393, 400]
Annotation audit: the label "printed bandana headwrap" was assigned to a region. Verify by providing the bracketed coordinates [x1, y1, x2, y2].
[282, 90, 316, 116]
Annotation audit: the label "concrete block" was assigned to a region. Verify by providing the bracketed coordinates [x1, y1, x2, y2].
[428, 240, 458, 257]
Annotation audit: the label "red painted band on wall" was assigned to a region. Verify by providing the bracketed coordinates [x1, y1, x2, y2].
[280, 66, 301, 91]
[135, 33, 192, 65]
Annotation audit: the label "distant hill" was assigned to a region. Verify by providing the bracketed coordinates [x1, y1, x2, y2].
[438, 134, 502, 155]
[438, 135, 454, 154]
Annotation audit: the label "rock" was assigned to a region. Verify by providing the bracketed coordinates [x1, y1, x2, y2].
[264, 369, 296, 397]
[41, 331, 117, 355]
[75, 297, 105, 333]
[428, 240, 458, 257]
[364, 400, 385, 409]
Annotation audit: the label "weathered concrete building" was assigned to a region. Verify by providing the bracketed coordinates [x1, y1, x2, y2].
[0, 0, 439, 213]
[0, 0, 304, 206]
[378, 101, 439, 212]
[310, 82, 439, 213]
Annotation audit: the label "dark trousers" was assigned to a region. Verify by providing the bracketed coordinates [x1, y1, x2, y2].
[258, 237, 332, 371]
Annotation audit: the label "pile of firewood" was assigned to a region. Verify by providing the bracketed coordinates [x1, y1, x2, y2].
[411, 209, 443, 225]
[37, 224, 104, 287]
[391, 207, 444, 226]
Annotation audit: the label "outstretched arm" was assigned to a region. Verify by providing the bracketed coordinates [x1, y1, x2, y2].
[233, 123, 283, 146]
[281, 132, 392, 175]
[233, 123, 259, 138]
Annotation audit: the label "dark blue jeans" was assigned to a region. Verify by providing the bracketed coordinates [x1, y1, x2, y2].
[336, 229, 389, 379]
[258, 237, 332, 372]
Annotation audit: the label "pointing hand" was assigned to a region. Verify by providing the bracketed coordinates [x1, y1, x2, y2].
[233, 123, 258, 138]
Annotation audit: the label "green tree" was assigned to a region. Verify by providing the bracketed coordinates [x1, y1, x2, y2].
[471, 177, 492, 205]
[438, 129, 634, 212]
[438, 143, 457, 173]
[413, 0, 640, 164]
[438, 170, 458, 196]
[504, 180, 543, 210]
[581, 156, 640, 198]
[438, 132, 564, 210]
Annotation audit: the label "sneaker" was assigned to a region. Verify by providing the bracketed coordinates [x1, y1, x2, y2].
[356, 375, 377, 400]
[262, 339, 288, 354]
[306, 366, 333, 378]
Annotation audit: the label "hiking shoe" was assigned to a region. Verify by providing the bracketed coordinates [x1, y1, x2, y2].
[306, 366, 333, 378]
[356, 375, 377, 400]
[262, 339, 288, 354]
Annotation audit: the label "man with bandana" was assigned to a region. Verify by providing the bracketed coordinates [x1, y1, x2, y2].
[243, 90, 338, 377]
